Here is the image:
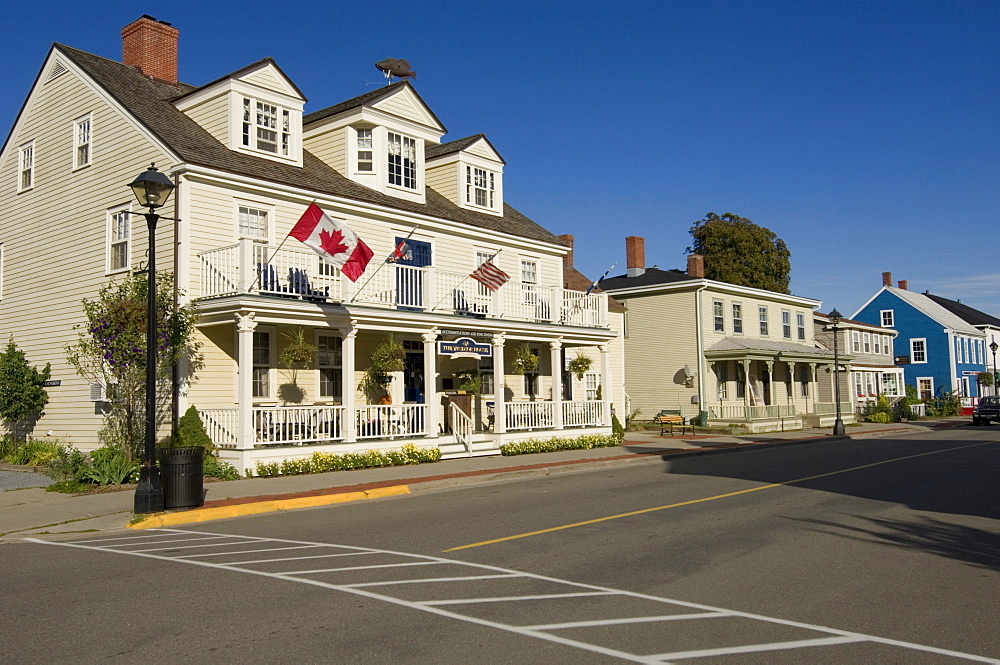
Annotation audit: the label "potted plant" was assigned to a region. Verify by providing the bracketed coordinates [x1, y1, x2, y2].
[454, 368, 481, 394]
[358, 334, 404, 404]
[511, 344, 538, 375]
[567, 353, 593, 380]
[278, 327, 316, 404]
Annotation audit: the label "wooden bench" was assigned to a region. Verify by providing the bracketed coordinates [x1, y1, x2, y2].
[653, 411, 691, 436]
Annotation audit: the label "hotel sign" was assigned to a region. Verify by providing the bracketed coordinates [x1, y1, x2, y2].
[894, 355, 910, 365]
[438, 337, 492, 359]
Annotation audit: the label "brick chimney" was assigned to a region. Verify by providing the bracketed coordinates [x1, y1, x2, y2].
[122, 15, 179, 84]
[898, 280, 908, 290]
[688, 253, 705, 278]
[882, 271, 892, 287]
[557, 234, 574, 268]
[626, 236, 645, 278]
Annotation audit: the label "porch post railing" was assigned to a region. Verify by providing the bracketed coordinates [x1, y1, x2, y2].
[600, 344, 612, 426]
[550, 339, 564, 430]
[235, 311, 257, 474]
[492, 333, 507, 434]
[342, 324, 358, 443]
[422, 330, 439, 439]
[238, 237, 255, 294]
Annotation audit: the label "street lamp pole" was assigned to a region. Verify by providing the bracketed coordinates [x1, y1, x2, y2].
[829, 308, 846, 436]
[991, 341, 998, 398]
[129, 164, 175, 514]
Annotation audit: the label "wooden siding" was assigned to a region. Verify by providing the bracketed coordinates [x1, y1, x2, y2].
[0, 66, 175, 449]
[302, 126, 347, 175]
[180, 92, 229, 145]
[425, 162, 459, 206]
[371, 89, 436, 129]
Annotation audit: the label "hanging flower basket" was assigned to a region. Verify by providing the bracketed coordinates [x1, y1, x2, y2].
[567, 353, 593, 380]
[511, 344, 538, 375]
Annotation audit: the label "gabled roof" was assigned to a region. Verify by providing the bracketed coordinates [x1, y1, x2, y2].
[599, 267, 694, 291]
[55, 45, 558, 245]
[600, 267, 820, 306]
[172, 57, 307, 104]
[302, 80, 446, 132]
[924, 292, 1000, 329]
[815, 311, 895, 334]
[875, 287, 981, 335]
[425, 134, 506, 164]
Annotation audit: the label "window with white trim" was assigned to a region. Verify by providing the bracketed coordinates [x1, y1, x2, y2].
[911, 338, 927, 363]
[781, 310, 791, 339]
[242, 97, 290, 156]
[881, 310, 894, 327]
[799, 364, 810, 397]
[874, 334, 881, 355]
[479, 355, 495, 395]
[715, 362, 728, 400]
[735, 363, 746, 398]
[713, 300, 724, 332]
[356, 128, 373, 172]
[863, 332, 871, 354]
[759, 307, 769, 336]
[884, 335, 892, 355]
[74, 115, 91, 168]
[917, 377, 933, 401]
[852, 331, 861, 353]
[252, 331, 272, 398]
[237, 205, 268, 239]
[732, 303, 743, 334]
[584, 372, 599, 401]
[107, 205, 131, 273]
[881, 373, 900, 396]
[963, 338, 969, 364]
[18, 143, 33, 191]
[316, 334, 343, 399]
[521, 259, 538, 304]
[387, 132, 417, 189]
[523, 347, 540, 397]
[796, 312, 806, 340]
[466, 166, 495, 209]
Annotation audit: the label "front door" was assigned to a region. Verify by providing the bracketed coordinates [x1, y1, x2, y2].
[404, 349, 424, 403]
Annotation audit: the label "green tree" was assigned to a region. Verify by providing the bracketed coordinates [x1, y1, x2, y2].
[687, 212, 791, 293]
[0, 337, 51, 439]
[65, 272, 202, 461]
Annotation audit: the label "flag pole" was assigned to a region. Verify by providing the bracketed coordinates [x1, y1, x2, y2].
[349, 225, 420, 303]
[429, 248, 504, 312]
[560, 261, 616, 323]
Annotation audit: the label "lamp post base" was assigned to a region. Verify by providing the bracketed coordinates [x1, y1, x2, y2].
[134, 464, 165, 514]
[833, 418, 846, 436]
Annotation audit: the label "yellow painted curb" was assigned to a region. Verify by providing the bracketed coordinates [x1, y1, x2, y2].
[129, 484, 410, 529]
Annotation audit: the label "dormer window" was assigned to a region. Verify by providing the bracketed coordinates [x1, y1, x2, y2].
[356, 128, 373, 172]
[387, 132, 417, 190]
[243, 97, 290, 156]
[467, 166, 495, 209]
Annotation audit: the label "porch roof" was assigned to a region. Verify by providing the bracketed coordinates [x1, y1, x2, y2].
[705, 337, 842, 363]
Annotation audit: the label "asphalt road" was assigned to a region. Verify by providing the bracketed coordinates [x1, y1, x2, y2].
[3, 427, 998, 664]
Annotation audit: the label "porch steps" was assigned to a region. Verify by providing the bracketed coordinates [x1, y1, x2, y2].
[439, 434, 499, 459]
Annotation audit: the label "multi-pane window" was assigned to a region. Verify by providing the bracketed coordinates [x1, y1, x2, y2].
[523, 347, 540, 397]
[917, 378, 933, 401]
[74, 116, 91, 168]
[713, 300, 724, 332]
[521, 259, 538, 304]
[476, 251, 493, 297]
[874, 335, 881, 355]
[356, 128, 373, 172]
[796, 312, 805, 340]
[238, 205, 268, 239]
[863, 333, 871, 354]
[799, 364, 810, 397]
[732, 303, 743, 334]
[18, 143, 33, 191]
[852, 331, 861, 353]
[956, 338, 962, 363]
[387, 132, 417, 189]
[317, 335, 343, 399]
[882, 373, 900, 396]
[911, 338, 927, 363]
[478, 355, 495, 395]
[108, 207, 130, 272]
[252, 331, 271, 398]
[585, 372, 599, 401]
[735, 363, 746, 398]
[243, 98, 290, 156]
[715, 362, 728, 400]
[881, 310, 894, 327]
[759, 307, 769, 336]
[782, 310, 791, 339]
[466, 166, 495, 208]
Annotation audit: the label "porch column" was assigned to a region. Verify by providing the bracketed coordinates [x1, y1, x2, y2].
[808, 363, 817, 413]
[236, 312, 257, 474]
[237, 238, 255, 293]
[765, 360, 775, 406]
[342, 324, 358, 443]
[600, 344, 612, 426]
[493, 333, 507, 434]
[550, 339, 563, 430]
[422, 330, 439, 438]
[742, 359, 751, 407]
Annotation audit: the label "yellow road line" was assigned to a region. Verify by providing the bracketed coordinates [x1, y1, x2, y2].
[443, 441, 995, 552]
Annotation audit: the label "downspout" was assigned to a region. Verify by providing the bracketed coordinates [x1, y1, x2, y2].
[694, 284, 707, 425]
[946, 329, 956, 395]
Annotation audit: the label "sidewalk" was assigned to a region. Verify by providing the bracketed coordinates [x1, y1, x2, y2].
[0, 419, 963, 540]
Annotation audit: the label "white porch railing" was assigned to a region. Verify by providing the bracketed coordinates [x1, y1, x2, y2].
[709, 404, 798, 420]
[254, 405, 345, 446]
[449, 403, 474, 455]
[355, 404, 428, 440]
[197, 239, 608, 327]
[200, 408, 238, 447]
[814, 402, 854, 416]
[562, 400, 603, 427]
[506, 401, 555, 431]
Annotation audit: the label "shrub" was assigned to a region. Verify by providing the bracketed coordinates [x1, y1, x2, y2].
[500, 432, 623, 456]
[926, 390, 961, 418]
[0, 338, 51, 439]
[611, 414, 625, 438]
[9, 439, 64, 466]
[254, 444, 442, 478]
[80, 447, 139, 485]
[203, 455, 241, 480]
[170, 405, 213, 452]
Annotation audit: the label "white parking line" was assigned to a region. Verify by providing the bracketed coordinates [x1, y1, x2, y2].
[28, 529, 1000, 665]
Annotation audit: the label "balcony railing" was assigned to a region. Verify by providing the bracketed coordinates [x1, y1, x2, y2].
[197, 239, 607, 327]
[709, 404, 798, 420]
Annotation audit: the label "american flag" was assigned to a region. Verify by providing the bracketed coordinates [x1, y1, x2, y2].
[470, 260, 510, 292]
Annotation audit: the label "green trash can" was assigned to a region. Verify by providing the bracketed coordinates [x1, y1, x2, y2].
[158, 446, 205, 509]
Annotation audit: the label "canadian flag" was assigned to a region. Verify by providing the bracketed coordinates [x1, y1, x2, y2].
[289, 203, 373, 282]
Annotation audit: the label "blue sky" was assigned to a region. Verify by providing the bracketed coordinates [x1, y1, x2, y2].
[3, 1, 998, 316]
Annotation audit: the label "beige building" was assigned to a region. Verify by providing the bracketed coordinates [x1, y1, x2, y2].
[814, 312, 903, 413]
[0, 17, 624, 472]
[601, 237, 854, 432]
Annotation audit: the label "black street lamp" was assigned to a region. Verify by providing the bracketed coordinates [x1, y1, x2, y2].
[129, 164, 175, 514]
[991, 340, 998, 397]
[829, 308, 846, 436]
